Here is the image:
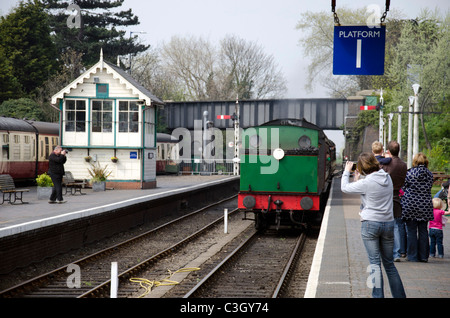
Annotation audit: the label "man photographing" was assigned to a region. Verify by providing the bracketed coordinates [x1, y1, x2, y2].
[48, 146, 67, 204]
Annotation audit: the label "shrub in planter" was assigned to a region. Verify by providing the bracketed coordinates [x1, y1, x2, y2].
[87, 161, 112, 191]
[36, 173, 53, 199]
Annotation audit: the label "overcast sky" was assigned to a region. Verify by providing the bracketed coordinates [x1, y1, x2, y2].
[1, 0, 449, 152]
[1, 0, 449, 99]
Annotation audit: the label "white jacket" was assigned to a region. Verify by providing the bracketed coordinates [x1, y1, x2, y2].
[341, 169, 394, 222]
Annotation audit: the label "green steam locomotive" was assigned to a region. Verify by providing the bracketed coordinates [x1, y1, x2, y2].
[238, 118, 335, 230]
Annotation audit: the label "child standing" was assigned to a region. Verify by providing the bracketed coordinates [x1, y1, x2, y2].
[372, 141, 392, 165]
[429, 198, 450, 258]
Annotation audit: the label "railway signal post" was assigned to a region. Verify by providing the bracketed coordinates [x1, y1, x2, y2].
[216, 97, 240, 176]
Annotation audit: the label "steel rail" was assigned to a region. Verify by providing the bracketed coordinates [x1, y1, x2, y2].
[80, 207, 239, 298]
[183, 230, 258, 298]
[183, 231, 306, 298]
[272, 232, 307, 297]
[0, 195, 237, 298]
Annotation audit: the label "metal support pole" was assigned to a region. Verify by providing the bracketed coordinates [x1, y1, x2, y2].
[233, 97, 240, 176]
[397, 105, 403, 157]
[203, 111, 209, 173]
[412, 84, 421, 159]
[110, 262, 118, 298]
[128, 31, 146, 75]
[407, 96, 414, 168]
[224, 208, 228, 234]
[388, 113, 393, 143]
[379, 89, 384, 142]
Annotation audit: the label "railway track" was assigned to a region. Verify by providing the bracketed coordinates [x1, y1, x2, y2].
[0, 195, 238, 298]
[181, 230, 307, 298]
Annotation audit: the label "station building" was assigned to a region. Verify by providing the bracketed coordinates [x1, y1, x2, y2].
[51, 50, 164, 189]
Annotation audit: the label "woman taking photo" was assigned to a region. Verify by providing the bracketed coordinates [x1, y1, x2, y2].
[401, 153, 434, 262]
[341, 152, 406, 298]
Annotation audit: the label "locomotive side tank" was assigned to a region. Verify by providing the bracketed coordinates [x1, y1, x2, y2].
[238, 118, 335, 230]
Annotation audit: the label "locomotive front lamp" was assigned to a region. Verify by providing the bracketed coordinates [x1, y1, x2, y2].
[298, 135, 311, 148]
[273, 148, 285, 160]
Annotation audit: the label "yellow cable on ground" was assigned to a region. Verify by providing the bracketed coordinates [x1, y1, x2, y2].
[130, 267, 200, 298]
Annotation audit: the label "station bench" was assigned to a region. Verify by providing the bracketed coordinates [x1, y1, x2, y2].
[63, 171, 86, 195]
[0, 174, 29, 204]
[433, 171, 450, 185]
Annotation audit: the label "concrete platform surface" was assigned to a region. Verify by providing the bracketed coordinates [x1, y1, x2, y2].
[0, 175, 238, 237]
[306, 177, 450, 298]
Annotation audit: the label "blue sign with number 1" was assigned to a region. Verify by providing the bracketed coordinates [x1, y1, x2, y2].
[333, 25, 386, 75]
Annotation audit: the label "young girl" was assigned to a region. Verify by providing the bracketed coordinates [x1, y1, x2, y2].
[429, 198, 450, 258]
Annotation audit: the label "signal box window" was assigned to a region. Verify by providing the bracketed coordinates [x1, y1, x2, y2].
[66, 100, 86, 132]
[92, 100, 113, 132]
[96, 84, 109, 98]
[119, 101, 139, 133]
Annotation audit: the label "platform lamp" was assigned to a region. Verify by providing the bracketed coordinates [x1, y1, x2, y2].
[129, 31, 146, 75]
[407, 96, 415, 168]
[412, 83, 421, 159]
[397, 105, 403, 158]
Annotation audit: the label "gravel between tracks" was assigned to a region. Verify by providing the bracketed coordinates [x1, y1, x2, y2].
[1, 210, 318, 298]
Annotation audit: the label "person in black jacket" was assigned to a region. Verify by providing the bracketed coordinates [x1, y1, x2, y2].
[48, 146, 67, 204]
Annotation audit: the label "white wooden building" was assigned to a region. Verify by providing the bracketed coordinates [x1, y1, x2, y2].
[51, 50, 164, 189]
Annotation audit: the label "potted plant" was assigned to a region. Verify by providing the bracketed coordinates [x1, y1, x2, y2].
[111, 156, 118, 163]
[36, 173, 53, 199]
[84, 156, 92, 162]
[87, 161, 112, 191]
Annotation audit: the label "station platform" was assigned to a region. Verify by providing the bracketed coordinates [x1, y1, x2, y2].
[0, 175, 238, 238]
[306, 177, 450, 298]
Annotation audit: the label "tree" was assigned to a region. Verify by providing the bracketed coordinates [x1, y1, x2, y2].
[0, 0, 58, 98]
[295, 6, 404, 97]
[0, 46, 23, 103]
[0, 98, 46, 121]
[161, 35, 216, 101]
[158, 35, 287, 101]
[219, 35, 287, 99]
[34, 49, 85, 122]
[385, 10, 450, 151]
[42, 0, 148, 66]
[130, 48, 186, 102]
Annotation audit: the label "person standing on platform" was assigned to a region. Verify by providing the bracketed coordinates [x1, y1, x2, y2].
[372, 141, 392, 165]
[434, 180, 449, 211]
[381, 141, 408, 262]
[48, 145, 67, 204]
[341, 153, 406, 298]
[401, 153, 434, 262]
[429, 198, 450, 258]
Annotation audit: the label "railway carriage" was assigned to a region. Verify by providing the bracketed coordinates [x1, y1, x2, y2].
[156, 133, 180, 174]
[0, 117, 59, 181]
[238, 118, 335, 230]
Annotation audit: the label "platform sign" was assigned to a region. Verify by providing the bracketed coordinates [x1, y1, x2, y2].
[333, 25, 386, 75]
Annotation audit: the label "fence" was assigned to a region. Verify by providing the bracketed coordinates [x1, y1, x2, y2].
[179, 159, 236, 175]
[158, 159, 236, 175]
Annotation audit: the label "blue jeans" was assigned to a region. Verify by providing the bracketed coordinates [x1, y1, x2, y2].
[394, 217, 407, 258]
[429, 228, 444, 257]
[361, 220, 406, 298]
[405, 220, 429, 261]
